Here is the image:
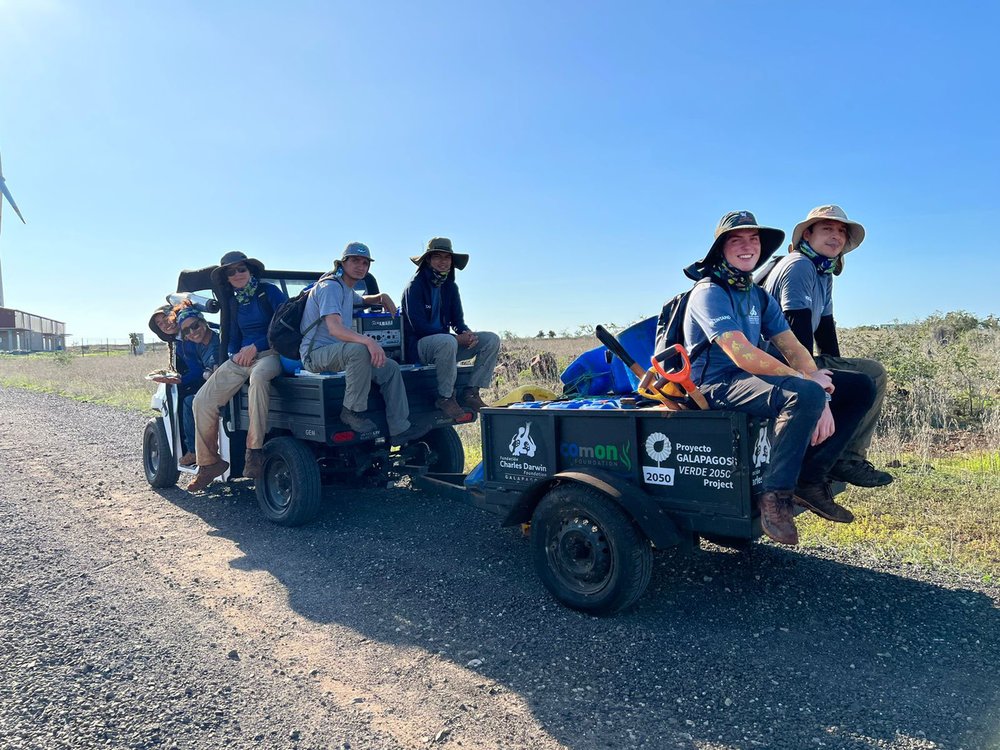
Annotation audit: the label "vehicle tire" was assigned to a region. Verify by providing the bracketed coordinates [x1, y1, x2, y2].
[255, 437, 322, 526]
[421, 425, 465, 473]
[530, 483, 653, 615]
[142, 417, 179, 489]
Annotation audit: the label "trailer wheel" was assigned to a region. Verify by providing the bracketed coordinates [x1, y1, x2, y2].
[421, 425, 465, 473]
[531, 484, 652, 615]
[143, 417, 179, 489]
[255, 437, 322, 526]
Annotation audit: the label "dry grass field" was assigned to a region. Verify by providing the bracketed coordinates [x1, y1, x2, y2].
[2, 313, 998, 579]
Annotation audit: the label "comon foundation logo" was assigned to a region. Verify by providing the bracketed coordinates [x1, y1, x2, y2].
[559, 440, 632, 471]
[642, 432, 675, 486]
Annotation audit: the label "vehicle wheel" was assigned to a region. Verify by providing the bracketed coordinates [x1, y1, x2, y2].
[255, 437, 322, 526]
[142, 417, 179, 488]
[530, 483, 652, 615]
[421, 425, 465, 473]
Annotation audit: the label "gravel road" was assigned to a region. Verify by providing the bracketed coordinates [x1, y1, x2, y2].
[1, 385, 998, 750]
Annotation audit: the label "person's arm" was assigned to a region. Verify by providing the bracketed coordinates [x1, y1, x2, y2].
[783, 309, 815, 354]
[362, 292, 397, 315]
[449, 284, 470, 335]
[815, 314, 841, 357]
[323, 312, 387, 368]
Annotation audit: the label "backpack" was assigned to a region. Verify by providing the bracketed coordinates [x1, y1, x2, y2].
[653, 279, 770, 364]
[266, 274, 334, 360]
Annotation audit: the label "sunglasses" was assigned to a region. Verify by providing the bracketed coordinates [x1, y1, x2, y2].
[225, 265, 249, 277]
[181, 319, 207, 336]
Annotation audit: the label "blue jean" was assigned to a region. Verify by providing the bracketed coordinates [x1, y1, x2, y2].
[701, 370, 875, 492]
[183, 393, 197, 455]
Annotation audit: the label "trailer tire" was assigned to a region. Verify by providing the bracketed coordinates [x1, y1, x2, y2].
[531, 484, 652, 615]
[143, 417, 179, 489]
[421, 425, 465, 473]
[255, 437, 322, 526]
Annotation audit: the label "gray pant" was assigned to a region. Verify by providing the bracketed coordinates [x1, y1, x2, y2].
[814, 355, 886, 463]
[304, 342, 411, 435]
[416, 331, 501, 398]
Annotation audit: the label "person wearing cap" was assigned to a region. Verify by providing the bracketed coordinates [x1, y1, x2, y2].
[188, 251, 287, 492]
[299, 242, 428, 444]
[762, 205, 892, 488]
[671, 210, 876, 545]
[401, 237, 500, 418]
[174, 305, 221, 466]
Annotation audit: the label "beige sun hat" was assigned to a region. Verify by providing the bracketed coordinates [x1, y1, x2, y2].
[791, 205, 866, 255]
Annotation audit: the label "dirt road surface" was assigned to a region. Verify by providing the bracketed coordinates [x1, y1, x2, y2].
[1, 386, 998, 749]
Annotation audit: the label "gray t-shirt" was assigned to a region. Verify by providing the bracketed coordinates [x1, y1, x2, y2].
[762, 252, 833, 330]
[683, 279, 788, 385]
[299, 276, 363, 360]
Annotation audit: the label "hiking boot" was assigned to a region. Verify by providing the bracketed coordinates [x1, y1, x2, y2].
[339, 407, 377, 433]
[179, 452, 197, 467]
[435, 396, 466, 420]
[459, 387, 489, 412]
[828, 459, 893, 488]
[390, 422, 431, 446]
[243, 448, 264, 479]
[758, 491, 799, 545]
[794, 482, 855, 523]
[187, 460, 229, 493]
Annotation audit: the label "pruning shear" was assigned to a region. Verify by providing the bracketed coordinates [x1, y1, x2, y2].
[650, 344, 710, 410]
[594, 325, 685, 410]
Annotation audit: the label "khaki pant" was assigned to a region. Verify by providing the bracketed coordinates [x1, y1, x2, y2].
[193, 351, 282, 466]
[813, 355, 887, 463]
[416, 331, 500, 398]
[304, 342, 411, 436]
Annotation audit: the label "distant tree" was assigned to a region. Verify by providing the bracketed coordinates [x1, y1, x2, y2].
[536, 330, 545, 338]
[548, 330, 556, 338]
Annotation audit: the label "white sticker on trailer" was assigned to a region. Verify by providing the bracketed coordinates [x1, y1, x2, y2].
[642, 466, 675, 486]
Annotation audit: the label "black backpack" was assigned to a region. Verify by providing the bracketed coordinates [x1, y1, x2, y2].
[267, 274, 334, 360]
[653, 279, 769, 365]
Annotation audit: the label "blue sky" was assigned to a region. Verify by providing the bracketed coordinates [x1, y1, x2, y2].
[0, 0, 996, 341]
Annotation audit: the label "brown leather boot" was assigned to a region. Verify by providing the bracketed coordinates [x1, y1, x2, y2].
[435, 396, 466, 420]
[758, 491, 799, 545]
[459, 387, 489, 412]
[187, 460, 229, 493]
[243, 448, 264, 479]
[179, 452, 196, 467]
[794, 482, 855, 523]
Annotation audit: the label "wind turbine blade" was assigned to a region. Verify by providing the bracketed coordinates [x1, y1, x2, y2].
[0, 180, 25, 225]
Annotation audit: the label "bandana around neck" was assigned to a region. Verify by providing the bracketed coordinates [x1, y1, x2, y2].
[797, 239, 837, 275]
[711, 258, 753, 291]
[428, 266, 449, 287]
[234, 275, 259, 304]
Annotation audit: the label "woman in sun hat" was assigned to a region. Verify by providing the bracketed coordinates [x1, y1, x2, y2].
[188, 251, 287, 491]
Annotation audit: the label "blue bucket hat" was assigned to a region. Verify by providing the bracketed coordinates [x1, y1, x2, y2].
[333, 241, 375, 272]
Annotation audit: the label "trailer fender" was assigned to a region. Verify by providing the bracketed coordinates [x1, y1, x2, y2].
[502, 470, 683, 550]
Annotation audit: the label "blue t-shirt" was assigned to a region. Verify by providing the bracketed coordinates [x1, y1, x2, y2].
[299, 276, 363, 360]
[762, 252, 833, 329]
[683, 279, 788, 385]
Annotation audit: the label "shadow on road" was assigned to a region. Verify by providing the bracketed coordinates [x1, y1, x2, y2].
[163, 481, 1000, 749]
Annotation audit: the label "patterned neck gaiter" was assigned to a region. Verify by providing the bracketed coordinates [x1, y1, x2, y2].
[430, 268, 449, 287]
[797, 238, 837, 275]
[711, 258, 753, 291]
[234, 275, 259, 304]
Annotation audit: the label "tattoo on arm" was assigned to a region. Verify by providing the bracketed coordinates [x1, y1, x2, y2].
[716, 331, 802, 377]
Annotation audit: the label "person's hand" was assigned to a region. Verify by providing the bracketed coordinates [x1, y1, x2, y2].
[456, 331, 477, 348]
[233, 344, 257, 367]
[809, 368, 835, 394]
[365, 338, 387, 368]
[811, 403, 836, 445]
[378, 293, 398, 315]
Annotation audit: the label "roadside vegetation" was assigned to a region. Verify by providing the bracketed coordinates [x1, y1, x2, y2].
[2, 312, 997, 578]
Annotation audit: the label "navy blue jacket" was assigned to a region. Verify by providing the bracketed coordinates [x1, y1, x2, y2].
[226, 282, 287, 356]
[401, 265, 470, 364]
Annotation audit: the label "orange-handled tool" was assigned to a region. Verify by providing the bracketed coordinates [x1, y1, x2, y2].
[650, 344, 710, 410]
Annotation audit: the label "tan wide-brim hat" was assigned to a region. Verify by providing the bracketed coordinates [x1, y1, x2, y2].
[791, 204, 866, 255]
[410, 236, 469, 271]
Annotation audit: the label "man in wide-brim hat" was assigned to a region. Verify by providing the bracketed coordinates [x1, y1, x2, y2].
[762, 205, 892, 489]
[401, 237, 499, 417]
[664, 210, 877, 546]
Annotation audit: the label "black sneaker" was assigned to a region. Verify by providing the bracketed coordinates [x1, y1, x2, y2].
[828, 459, 893, 488]
[339, 407, 377, 433]
[793, 482, 855, 523]
[390, 422, 432, 446]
